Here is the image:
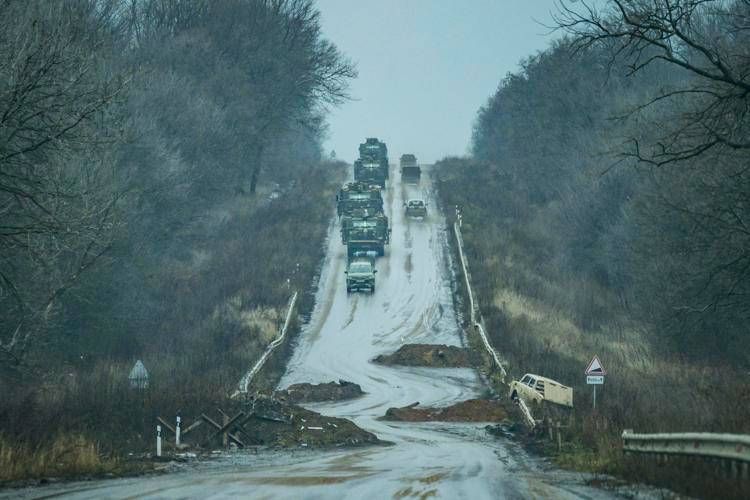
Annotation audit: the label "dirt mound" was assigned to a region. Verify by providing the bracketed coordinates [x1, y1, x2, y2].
[381, 399, 507, 422]
[241, 394, 383, 448]
[274, 380, 364, 404]
[373, 344, 474, 367]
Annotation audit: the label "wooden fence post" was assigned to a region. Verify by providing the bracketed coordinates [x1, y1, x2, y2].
[222, 413, 229, 447]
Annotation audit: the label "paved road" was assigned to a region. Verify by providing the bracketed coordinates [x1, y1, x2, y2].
[7, 167, 633, 499]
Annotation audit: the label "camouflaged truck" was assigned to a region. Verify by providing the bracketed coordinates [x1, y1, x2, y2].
[345, 254, 377, 293]
[359, 138, 389, 178]
[336, 181, 384, 217]
[400, 154, 421, 182]
[345, 212, 391, 258]
[357, 138, 389, 183]
[354, 158, 387, 188]
[341, 209, 390, 246]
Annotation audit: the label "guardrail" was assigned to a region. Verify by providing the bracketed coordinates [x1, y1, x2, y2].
[233, 291, 298, 397]
[452, 213, 507, 382]
[623, 430, 750, 478]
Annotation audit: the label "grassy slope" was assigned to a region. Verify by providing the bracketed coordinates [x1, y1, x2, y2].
[0, 163, 344, 484]
[435, 158, 750, 499]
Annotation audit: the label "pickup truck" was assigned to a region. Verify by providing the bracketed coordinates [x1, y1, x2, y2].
[508, 373, 573, 408]
[405, 199, 427, 218]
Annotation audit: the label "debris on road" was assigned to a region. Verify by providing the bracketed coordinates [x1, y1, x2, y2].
[242, 394, 384, 448]
[381, 399, 508, 422]
[373, 344, 475, 368]
[274, 380, 364, 404]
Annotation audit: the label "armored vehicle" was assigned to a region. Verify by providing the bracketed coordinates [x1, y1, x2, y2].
[344, 213, 391, 257]
[354, 159, 387, 188]
[345, 255, 377, 293]
[341, 210, 390, 246]
[359, 138, 389, 176]
[336, 182, 383, 216]
[405, 199, 427, 218]
[400, 154, 421, 181]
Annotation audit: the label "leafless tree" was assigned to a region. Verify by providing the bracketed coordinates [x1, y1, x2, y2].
[554, 0, 750, 166]
[0, 1, 127, 367]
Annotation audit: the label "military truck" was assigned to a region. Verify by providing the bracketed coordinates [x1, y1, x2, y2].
[359, 138, 389, 177]
[344, 213, 391, 257]
[405, 199, 427, 218]
[336, 182, 383, 217]
[345, 255, 377, 293]
[354, 159, 387, 188]
[400, 154, 421, 182]
[341, 210, 390, 246]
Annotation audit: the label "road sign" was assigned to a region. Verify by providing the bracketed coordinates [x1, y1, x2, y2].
[585, 355, 606, 376]
[587, 375, 604, 385]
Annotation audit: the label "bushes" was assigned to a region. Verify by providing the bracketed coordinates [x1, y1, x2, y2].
[436, 154, 750, 498]
[0, 434, 116, 483]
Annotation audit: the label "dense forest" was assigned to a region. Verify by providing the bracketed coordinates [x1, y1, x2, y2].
[0, 0, 353, 479]
[436, 1, 749, 494]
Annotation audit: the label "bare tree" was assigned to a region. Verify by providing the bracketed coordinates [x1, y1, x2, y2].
[0, 1, 127, 367]
[554, 0, 750, 166]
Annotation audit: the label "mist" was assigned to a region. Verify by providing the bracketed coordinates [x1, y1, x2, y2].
[316, 0, 559, 162]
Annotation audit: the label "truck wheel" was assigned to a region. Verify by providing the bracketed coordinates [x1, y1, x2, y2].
[371, 284, 375, 293]
[346, 286, 351, 294]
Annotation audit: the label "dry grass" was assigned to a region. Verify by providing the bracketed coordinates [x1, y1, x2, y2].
[0, 434, 116, 483]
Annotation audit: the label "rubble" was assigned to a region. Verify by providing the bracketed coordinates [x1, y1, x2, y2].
[273, 380, 364, 404]
[241, 394, 384, 448]
[373, 344, 474, 368]
[381, 399, 508, 422]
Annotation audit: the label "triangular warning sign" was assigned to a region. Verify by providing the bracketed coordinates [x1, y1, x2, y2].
[585, 355, 606, 375]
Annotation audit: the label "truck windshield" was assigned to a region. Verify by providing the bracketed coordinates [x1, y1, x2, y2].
[349, 263, 371, 273]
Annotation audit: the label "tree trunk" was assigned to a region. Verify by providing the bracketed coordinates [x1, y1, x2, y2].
[249, 144, 264, 194]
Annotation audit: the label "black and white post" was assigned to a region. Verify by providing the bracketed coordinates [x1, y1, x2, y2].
[176, 416, 181, 447]
[156, 424, 162, 457]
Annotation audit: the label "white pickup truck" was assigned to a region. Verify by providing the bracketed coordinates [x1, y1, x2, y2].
[508, 373, 573, 408]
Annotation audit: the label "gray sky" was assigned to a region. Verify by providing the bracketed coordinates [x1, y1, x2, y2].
[316, 0, 560, 163]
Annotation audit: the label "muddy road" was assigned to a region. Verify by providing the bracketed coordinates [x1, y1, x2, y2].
[8, 168, 628, 499]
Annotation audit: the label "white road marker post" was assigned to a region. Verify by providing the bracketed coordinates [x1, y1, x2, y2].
[156, 424, 162, 457]
[175, 416, 181, 447]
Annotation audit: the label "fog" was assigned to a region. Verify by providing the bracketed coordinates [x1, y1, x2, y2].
[316, 0, 559, 162]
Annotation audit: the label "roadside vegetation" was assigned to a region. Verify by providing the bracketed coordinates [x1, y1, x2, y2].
[436, 1, 750, 498]
[0, 0, 352, 484]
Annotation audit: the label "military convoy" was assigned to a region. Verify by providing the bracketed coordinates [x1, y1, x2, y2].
[335, 138, 396, 294]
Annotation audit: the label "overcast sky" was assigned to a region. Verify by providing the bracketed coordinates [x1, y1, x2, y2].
[315, 0, 561, 163]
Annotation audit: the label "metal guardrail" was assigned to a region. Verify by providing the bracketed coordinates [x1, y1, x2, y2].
[233, 291, 298, 396]
[516, 397, 536, 429]
[622, 430, 750, 464]
[452, 218, 507, 382]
